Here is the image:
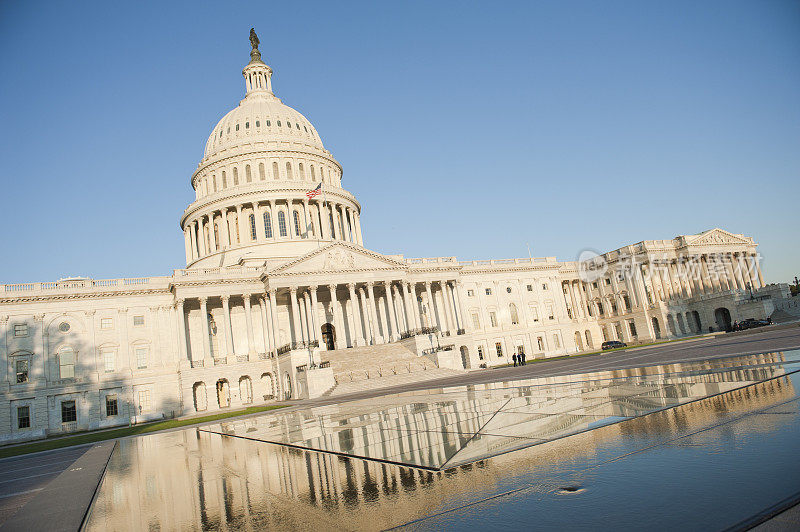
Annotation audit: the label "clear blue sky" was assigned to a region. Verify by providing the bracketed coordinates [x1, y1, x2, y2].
[1, 1, 798, 285]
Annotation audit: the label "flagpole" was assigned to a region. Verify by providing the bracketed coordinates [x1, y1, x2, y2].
[321, 182, 329, 246]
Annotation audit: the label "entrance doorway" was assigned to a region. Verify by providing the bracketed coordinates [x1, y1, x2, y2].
[216, 379, 230, 408]
[321, 323, 336, 350]
[714, 307, 732, 332]
[652, 317, 661, 339]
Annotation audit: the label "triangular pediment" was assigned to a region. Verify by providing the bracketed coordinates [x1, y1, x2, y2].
[685, 228, 751, 246]
[269, 242, 409, 275]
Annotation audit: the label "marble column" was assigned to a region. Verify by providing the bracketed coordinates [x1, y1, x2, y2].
[267, 290, 284, 400]
[199, 297, 212, 365]
[259, 296, 273, 355]
[243, 294, 256, 356]
[347, 283, 364, 346]
[424, 282, 437, 330]
[366, 282, 383, 343]
[386, 281, 399, 340]
[567, 281, 579, 319]
[393, 284, 408, 333]
[328, 284, 344, 349]
[309, 286, 323, 348]
[221, 295, 234, 359]
[289, 288, 303, 345]
[254, 202, 265, 242]
[440, 280, 454, 335]
[175, 299, 188, 361]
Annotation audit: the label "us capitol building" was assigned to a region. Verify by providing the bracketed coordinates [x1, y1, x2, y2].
[0, 32, 786, 443]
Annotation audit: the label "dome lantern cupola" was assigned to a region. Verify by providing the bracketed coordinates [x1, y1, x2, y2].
[243, 28, 273, 97]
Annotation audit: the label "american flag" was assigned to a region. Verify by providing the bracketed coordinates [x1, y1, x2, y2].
[306, 182, 322, 199]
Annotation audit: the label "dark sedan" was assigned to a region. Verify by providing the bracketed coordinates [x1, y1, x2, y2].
[601, 340, 627, 350]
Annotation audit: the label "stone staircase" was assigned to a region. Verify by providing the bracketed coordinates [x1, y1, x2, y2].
[318, 338, 463, 396]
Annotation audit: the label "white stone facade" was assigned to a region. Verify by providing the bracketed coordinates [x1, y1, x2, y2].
[0, 36, 785, 443]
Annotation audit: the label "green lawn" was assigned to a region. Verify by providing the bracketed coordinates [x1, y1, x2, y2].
[0, 404, 288, 459]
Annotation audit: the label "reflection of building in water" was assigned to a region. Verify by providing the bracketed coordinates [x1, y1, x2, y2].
[85, 354, 796, 531]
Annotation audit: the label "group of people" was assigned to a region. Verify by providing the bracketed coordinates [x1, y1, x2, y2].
[512, 350, 527, 367]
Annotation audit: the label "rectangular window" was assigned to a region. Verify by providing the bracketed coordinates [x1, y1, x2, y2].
[527, 284, 533, 291]
[542, 283, 548, 290]
[629, 322, 638, 337]
[61, 400, 77, 423]
[517, 345, 524, 355]
[135, 347, 148, 369]
[102, 349, 115, 373]
[605, 278, 611, 285]
[537, 336, 545, 351]
[137, 390, 151, 412]
[133, 315, 145, 327]
[13, 324, 28, 337]
[495, 342, 503, 357]
[624, 295, 631, 311]
[553, 334, 561, 349]
[17, 406, 30, 429]
[477, 346, 484, 360]
[592, 282, 598, 289]
[471, 312, 481, 329]
[530, 306, 539, 321]
[489, 312, 498, 327]
[100, 318, 113, 330]
[467, 289, 474, 297]
[15, 360, 29, 383]
[59, 350, 75, 379]
[249, 214, 257, 240]
[106, 395, 119, 417]
[485, 288, 492, 296]
[546, 304, 554, 320]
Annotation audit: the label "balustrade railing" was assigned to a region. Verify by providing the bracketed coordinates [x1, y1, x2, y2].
[190, 360, 204, 368]
[400, 326, 440, 340]
[277, 340, 319, 356]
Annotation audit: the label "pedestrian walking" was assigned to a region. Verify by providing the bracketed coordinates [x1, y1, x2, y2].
[512, 353, 518, 367]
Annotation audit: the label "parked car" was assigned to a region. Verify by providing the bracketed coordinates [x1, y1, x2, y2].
[601, 340, 627, 350]
[735, 318, 771, 331]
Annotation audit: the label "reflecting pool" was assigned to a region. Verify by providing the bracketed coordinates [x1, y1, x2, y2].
[85, 351, 800, 530]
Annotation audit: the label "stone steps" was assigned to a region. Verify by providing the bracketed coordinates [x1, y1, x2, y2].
[323, 367, 462, 397]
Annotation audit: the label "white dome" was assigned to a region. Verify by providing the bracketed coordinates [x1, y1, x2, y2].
[203, 94, 326, 161]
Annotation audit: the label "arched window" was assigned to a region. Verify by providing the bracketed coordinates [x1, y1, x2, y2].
[212, 175, 218, 192]
[222, 171, 228, 188]
[249, 214, 256, 241]
[278, 211, 288, 237]
[259, 162, 265, 180]
[293, 210, 302, 237]
[193, 382, 207, 412]
[310, 165, 315, 179]
[58, 346, 75, 379]
[286, 162, 293, 180]
[213, 222, 219, 248]
[239, 376, 253, 405]
[298, 163, 305, 180]
[509, 303, 519, 325]
[264, 211, 273, 238]
[272, 161, 279, 179]
[245, 165, 252, 183]
[233, 167, 239, 185]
